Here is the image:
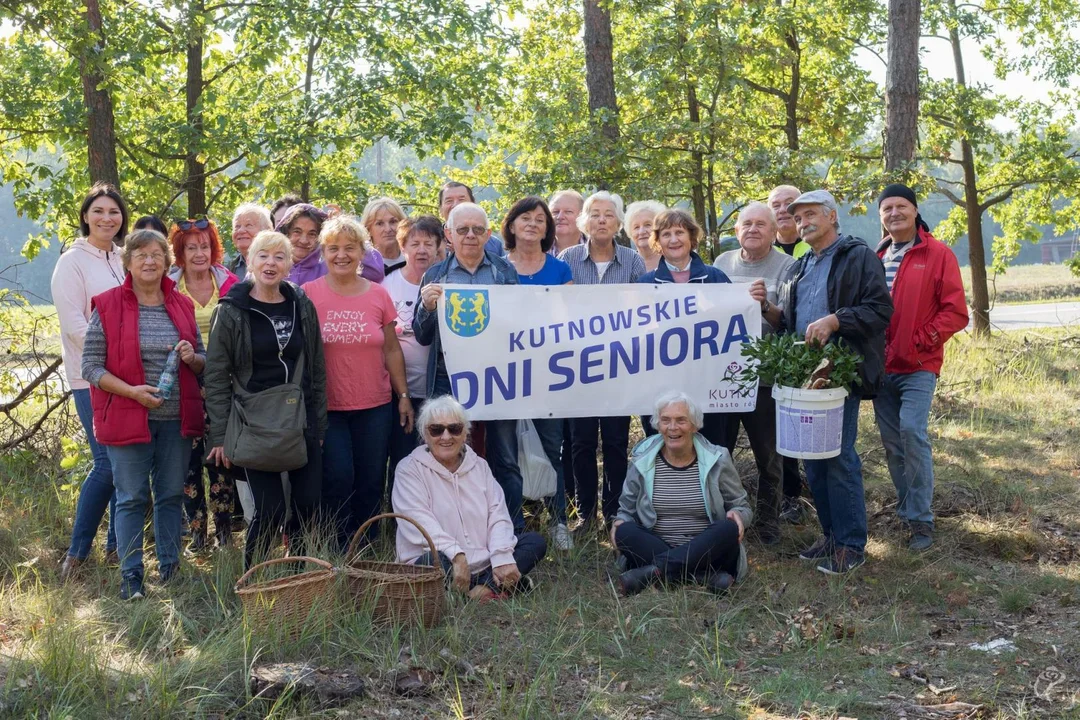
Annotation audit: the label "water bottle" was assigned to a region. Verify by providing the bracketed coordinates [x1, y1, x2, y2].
[157, 347, 180, 400]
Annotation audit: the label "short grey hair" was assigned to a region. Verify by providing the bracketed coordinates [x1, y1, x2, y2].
[736, 201, 777, 228]
[232, 202, 272, 229]
[549, 189, 584, 210]
[417, 395, 471, 438]
[577, 191, 625, 234]
[624, 200, 667, 237]
[650, 391, 704, 431]
[446, 202, 488, 229]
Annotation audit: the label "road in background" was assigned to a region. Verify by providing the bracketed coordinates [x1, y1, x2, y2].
[983, 301, 1080, 331]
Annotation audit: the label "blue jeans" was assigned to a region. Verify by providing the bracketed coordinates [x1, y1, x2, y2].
[68, 389, 117, 559]
[532, 418, 568, 525]
[873, 371, 937, 529]
[803, 396, 867, 553]
[107, 419, 188, 579]
[323, 403, 393, 550]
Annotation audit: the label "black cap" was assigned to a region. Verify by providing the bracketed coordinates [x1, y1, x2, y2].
[877, 183, 918, 208]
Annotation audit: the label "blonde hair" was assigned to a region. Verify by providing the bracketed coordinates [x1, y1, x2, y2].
[360, 197, 406, 232]
[319, 214, 371, 250]
[246, 230, 294, 274]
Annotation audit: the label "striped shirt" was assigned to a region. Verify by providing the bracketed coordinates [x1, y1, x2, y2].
[557, 240, 645, 285]
[651, 454, 709, 546]
[882, 240, 914, 293]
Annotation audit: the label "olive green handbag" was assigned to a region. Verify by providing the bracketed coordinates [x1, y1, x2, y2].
[224, 350, 308, 472]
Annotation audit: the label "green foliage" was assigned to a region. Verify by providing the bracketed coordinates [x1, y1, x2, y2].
[727, 333, 863, 391]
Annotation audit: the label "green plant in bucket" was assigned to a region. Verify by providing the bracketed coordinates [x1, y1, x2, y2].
[724, 334, 863, 391]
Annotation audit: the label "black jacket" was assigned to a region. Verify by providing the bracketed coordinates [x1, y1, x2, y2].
[777, 235, 893, 397]
[204, 280, 328, 447]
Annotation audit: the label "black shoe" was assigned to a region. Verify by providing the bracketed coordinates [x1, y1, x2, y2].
[798, 536, 834, 561]
[120, 572, 145, 601]
[779, 497, 808, 524]
[756, 523, 782, 546]
[816, 548, 865, 576]
[908, 522, 934, 552]
[705, 571, 734, 595]
[159, 563, 179, 585]
[510, 575, 536, 596]
[617, 565, 660, 596]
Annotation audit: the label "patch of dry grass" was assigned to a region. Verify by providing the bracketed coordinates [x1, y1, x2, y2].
[1, 329, 1078, 718]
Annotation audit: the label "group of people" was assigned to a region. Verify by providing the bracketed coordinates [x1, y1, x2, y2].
[51, 176, 967, 601]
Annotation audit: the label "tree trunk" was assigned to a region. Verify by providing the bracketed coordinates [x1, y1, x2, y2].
[687, 83, 706, 227]
[884, 0, 921, 172]
[583, 0, 619, 189]
[783, 29, 801, 151]
[947, 0, 988, 335]
[299, 23, 328, 203]
[80, 0, 121, 189]
[184, 1, 207, 217]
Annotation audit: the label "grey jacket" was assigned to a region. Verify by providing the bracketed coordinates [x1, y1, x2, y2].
[617, 433, 752, 580]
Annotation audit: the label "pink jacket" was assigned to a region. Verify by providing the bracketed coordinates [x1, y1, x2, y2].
[392, 445, 517, 573]
[50, 238, 125, 390]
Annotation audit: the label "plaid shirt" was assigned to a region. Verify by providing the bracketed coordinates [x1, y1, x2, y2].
[557, 240, 646, 285]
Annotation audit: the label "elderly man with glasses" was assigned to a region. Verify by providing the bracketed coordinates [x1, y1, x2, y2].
[412, 202, 527, 533]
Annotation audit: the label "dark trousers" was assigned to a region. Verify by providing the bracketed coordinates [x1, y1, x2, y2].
[242, 435, 322, 569]
[561, 419, 576, 506]
[416, 531, 547, 591]
[570, 416, 630, 526]
[642, 412, 728, 448]
[718, 391, 782, 531]
[388, 397, 425, 498]
[184, 437, 233, 543]
[323, 404, 393, 550]
[615, 519, 740, 581]
[783, 457, 803, 499]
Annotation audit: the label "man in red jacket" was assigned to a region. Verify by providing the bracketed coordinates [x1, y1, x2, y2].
[874, 184, 969, 551]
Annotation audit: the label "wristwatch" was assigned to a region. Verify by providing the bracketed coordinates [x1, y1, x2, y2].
[399, 392, 410, 400]
[761, 299, 771, 313]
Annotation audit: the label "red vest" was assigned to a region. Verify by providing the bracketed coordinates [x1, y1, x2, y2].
[90, 274, 205, 445]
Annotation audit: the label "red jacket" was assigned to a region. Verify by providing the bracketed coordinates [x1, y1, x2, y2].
[877, 228, 969, 375]
[90, 274, 205, 445]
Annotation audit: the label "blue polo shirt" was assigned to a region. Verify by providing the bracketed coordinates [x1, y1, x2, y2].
[794, 240, 839, 337]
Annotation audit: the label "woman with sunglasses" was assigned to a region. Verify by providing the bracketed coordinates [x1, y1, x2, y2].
[81, 228, 206, 600]
[166, 219, 238, 550]
[276, 203, 386, 285]
[392, 396, 547, 601]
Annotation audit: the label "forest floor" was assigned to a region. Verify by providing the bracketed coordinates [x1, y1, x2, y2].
[0, 329, 1078, 719]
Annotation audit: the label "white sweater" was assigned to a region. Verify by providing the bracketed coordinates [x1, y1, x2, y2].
[50, 238, 125, 390]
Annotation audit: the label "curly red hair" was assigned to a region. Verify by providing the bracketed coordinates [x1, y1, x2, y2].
[169, 221, 224, 268]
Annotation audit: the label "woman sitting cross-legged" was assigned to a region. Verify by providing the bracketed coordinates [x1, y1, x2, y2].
[392, 396, 547, 601]
[612, 391, 751, 596]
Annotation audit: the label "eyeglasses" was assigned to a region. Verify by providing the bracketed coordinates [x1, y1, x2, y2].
[175, 218, 210, 231]
[453, 225, 488, 237]
[427, 423, 465, 437]
[132, 251, 166, 264]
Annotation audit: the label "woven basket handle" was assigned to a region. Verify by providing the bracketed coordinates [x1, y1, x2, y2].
[347, 512, 439, 565]
[234, 555, 334, 592]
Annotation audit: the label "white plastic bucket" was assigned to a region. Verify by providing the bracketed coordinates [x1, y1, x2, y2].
[772, 385, 849, 460]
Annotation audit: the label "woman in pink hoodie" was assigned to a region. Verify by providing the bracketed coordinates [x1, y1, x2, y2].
[392, 396, 547, 601]
[52, 184, 128, 579]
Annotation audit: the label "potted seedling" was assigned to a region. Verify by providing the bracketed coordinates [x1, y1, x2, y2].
[724, 334, 862, 459]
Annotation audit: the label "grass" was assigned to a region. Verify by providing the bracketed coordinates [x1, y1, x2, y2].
[2, 329, 1079, 718]
[962, 264, 1080, 305]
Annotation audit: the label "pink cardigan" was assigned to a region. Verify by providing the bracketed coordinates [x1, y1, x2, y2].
[392, 445, 517, 573]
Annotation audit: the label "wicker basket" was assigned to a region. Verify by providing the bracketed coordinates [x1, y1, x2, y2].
[235, 556, 335, 638]
[344, 513, 445, 628]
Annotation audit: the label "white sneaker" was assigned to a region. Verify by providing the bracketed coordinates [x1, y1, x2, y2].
[551, 523, 574, 551]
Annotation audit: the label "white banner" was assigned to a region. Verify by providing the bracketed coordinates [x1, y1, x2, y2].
[436, 283, 761, 420]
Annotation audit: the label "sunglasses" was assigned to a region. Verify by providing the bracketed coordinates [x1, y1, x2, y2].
[427, 423, 465, 437]
[175, 218, 210, 231]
